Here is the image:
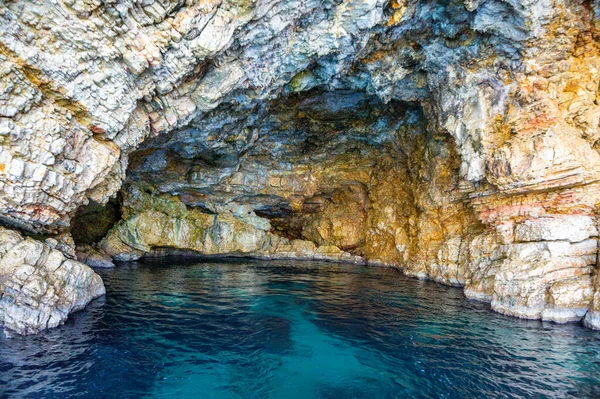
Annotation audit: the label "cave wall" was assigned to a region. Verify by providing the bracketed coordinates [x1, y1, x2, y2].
[101, 91, 414, 262]
[2, 0, 600, 333]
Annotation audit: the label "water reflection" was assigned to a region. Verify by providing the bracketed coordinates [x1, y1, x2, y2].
[1, 259, 600, 398]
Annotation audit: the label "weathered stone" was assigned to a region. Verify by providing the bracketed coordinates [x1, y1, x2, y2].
[0, 227, 105, 335]
[100, 190, 363, 264]
[490, 240, 596, 323]
[514, 216, 598, 243]
[76, 244, 115, 268]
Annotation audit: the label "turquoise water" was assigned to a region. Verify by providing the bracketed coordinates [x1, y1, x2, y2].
[1, 259, 600, 398]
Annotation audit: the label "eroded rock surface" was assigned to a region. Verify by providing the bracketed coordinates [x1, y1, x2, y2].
[2, 0, 600, 332]
[100, 185, 362, 263]
[0, 227, 105, 335]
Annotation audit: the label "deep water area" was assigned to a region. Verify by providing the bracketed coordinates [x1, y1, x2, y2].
[2, 260, 600, 398]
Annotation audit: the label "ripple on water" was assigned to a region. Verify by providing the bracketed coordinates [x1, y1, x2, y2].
[1, 259, 600, 398]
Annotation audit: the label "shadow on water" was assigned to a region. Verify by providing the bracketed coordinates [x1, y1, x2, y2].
[1, 259, 600, 398]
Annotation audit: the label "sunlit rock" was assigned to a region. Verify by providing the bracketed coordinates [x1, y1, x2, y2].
[0, 227, 105, 335]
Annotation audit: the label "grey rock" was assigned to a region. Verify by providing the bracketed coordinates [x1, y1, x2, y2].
[0, 228, 105, 335]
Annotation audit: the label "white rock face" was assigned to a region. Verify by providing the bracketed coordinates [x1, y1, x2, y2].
[515, 216, 598, 243]
[0, 227, 105, 335]
[491, 239, 597, 322]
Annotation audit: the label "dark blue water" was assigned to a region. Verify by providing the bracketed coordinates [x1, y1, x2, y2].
[1, 260, 600, 398]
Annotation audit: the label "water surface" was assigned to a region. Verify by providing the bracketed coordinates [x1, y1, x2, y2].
[1, 259, 600, 398]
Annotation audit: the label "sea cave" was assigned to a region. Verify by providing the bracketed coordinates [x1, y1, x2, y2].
[1, 0, 600, 397]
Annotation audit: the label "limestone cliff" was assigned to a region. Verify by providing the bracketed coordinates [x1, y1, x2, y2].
[2, 0, 600, 334]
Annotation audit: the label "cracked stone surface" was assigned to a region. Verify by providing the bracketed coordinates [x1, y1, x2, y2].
[0, 227, 105, 335]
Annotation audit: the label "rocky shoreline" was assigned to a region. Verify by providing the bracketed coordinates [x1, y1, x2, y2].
[2, 0, 600, 334]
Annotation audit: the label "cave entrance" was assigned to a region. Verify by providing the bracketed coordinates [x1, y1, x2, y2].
[73, 89, 477, 280]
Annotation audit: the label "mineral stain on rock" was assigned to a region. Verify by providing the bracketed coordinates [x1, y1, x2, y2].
[2, 0, 600, 334]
